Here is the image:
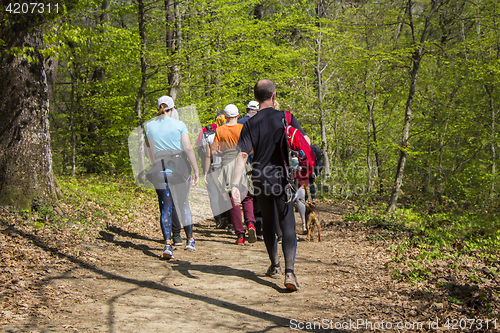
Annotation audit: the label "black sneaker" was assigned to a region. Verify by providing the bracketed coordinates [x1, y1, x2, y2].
[172, 236, 183, 246]
[284, 272, 300, 291]
[216, 218, 227, 229]
[227, 225, 235, 235]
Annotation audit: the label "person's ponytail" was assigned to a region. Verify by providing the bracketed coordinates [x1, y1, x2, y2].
[157, 104, 172, 116]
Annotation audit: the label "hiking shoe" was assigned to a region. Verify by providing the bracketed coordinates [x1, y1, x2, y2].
[285, 273, 299, 291]
[257, 235, 264, 241]
[162, 244, 174, 260]
[228, 225, 235, 235]
[277, 236, 283, 244]
[302, 225, 308, 235]
[284, 272, 300, 291]
[266, 265, 282, 279]
[235, 234, 245, 245]
[185, 239, 195, 251]
[215, 218, 227, 229]
[173, 236, 183, 246]
[247, 223, 257, 243]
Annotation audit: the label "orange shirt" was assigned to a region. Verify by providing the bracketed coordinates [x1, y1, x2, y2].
[213, 123, 243, 152]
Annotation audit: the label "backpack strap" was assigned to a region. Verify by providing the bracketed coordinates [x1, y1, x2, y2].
[282, 110, 292, 126]
[280, 110, 300, 203]
[289, 126, 298, 143]
[285, 111, 292, 126]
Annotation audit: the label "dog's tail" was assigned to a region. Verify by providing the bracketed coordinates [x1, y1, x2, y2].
[297, 198, 312, 210]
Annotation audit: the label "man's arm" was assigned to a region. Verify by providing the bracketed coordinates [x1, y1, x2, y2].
[204, 143, 212, 183]
[181, 134, 199, 186]
[145, 140, 155, 164]
[231, 151, 249, 205]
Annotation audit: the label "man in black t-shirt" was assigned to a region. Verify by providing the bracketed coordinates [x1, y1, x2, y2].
[231, 79, 310, 291]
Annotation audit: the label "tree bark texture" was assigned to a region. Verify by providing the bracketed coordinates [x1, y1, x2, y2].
[70, 72, 76, 176]
[386, 0, 438, 213]
[484, 85, 497, 208]
[386, 53, 420, 213]
[135, 0, 148, 184]
[313, 24, 330, 180]
[166, 0, 181, 100]
[0, 9, 56, 208]
[254, 2, 264, 20]
[370, 102, 382, 194]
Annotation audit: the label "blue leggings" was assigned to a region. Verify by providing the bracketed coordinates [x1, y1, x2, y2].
[155, 172, 193, 242]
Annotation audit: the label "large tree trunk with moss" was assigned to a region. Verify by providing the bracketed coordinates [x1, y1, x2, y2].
[0, 10, 57, 209]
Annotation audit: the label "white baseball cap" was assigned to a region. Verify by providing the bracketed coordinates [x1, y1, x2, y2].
[224, 104, 239, 117]
[246, 101, 259, 111]
[157, 96, 175, 110]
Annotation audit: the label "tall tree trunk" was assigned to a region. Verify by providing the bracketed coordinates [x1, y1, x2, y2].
[84, 0, 114, 175]
[387, 0, 438, 213]
[366, 99, 375, 192]
[485, 85, 498, 208]
[363, 62, 380, 193]
[313, 5, 331, 181]
[166, 0, 181, 100]
[70, 73, 77, 176]
[44, 57, 58, 106]
[254, 2, 264, 20]
[135, 0, 149, 184]
[371, 102, 382, 194]
[490, 117, 496, 208]
[100, 0, 110, 22]
[435, 107, 451, 202]
[320, 112, 330, 181]
[0, 10, 56, 209]
[387, 52, 421, 213]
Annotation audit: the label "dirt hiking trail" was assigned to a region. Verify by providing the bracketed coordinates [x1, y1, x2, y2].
[1, 201, 497, 332]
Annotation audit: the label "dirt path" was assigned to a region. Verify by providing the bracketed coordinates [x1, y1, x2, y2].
[1, 202, 495, 332]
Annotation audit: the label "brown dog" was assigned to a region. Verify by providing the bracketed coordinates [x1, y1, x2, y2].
[298, 199, 321, 242]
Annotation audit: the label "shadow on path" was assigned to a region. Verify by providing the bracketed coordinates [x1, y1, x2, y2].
[170, 260, 288, 293]
[9, 225, 298, 332]
[106, 224, 163, 244]
[98, 230, 159, 259]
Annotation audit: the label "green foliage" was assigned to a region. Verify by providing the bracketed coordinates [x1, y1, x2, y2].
[351, 208, 500, 256]
[59, 175, 155, 221]
[406, 260, 431, 282]
[46, 0, 500, 215]
[346, 207, 500, 282]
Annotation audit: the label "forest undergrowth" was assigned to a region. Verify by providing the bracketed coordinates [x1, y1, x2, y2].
[1, 175, 499, 326]
[343, 195, 500, 321]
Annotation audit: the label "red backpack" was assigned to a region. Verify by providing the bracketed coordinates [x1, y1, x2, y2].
[281, 111, 316, 185]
